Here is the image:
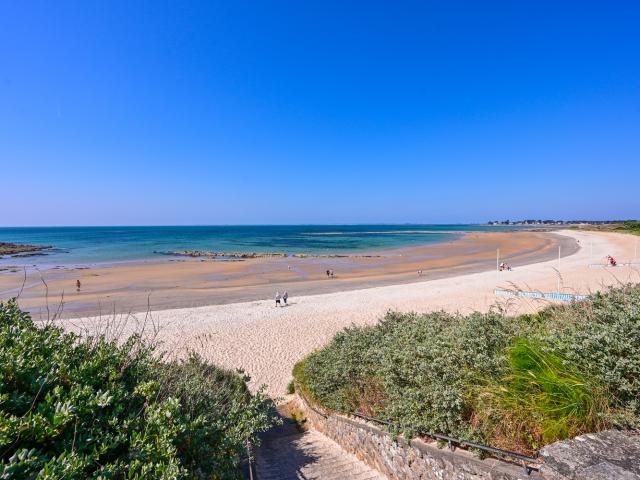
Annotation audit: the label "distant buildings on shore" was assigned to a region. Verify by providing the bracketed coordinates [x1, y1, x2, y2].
[486, 220, 626, 226]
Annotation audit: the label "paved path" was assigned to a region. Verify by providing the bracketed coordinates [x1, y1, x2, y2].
[254, 416, 386, 480]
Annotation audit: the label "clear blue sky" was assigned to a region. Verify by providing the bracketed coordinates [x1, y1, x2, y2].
[1, 1, 639, 225]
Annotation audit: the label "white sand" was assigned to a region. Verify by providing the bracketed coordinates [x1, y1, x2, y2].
[69, 230, 639, 397]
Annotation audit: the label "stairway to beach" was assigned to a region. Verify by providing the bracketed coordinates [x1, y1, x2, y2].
[254, 413, 387, 480]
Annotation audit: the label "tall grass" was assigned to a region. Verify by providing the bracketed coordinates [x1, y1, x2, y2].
[480, 339, 610, 451]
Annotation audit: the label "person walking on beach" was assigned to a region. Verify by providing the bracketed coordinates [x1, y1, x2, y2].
[326, 269, 330, 278]
[76, 279, 81, 292]
[283, 291, 289, 305]
[275, 291, 281, 307]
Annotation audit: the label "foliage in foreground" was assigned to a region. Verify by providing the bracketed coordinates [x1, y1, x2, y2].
[293, 284, 640, 454]
[0, 300, 277, 479]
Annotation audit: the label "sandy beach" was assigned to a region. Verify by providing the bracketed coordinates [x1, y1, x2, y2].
[48, 230, 639, 397]
[3, 230, 572, 317]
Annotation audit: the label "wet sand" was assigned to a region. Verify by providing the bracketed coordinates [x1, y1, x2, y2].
[51, 230, 639, 397]
[1, 231, 575, 318]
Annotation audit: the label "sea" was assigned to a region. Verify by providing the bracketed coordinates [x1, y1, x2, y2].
[0, 225, 527, 268]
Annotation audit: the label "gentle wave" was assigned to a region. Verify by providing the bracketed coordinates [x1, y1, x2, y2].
[303, 231, 464, 236]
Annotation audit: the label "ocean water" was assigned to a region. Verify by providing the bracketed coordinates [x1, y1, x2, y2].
[0, 225, 524, 267]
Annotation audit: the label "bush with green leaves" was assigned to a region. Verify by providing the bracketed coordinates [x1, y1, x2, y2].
[293, 284, 640, 453]
[618, 221, 640, 235]
[0, 299, 276, 479]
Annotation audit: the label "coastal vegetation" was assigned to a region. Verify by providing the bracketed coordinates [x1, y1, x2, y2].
[618, 220, 640, 235]
[293, 284, 640, 454]
[0, 300, 277, 479]
[569, 220, 640, 235]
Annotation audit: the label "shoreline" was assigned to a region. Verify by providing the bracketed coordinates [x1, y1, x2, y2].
[2, 230, 574, 318]
[55, 230, 640, 397]
[0, 226, 552, 271]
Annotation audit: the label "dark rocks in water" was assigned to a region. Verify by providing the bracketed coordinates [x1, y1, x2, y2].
[0, 266, 20, 273]
[155, 250, 287, 259]
[12, 252, 49, 258]
[0, 242, 53, 256]
[154, 250, 385, 259]
[291, 253, 384, 258]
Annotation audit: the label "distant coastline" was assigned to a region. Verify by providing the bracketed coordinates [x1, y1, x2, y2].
[1, 229, 577, 318]
[0, 224, 531, 268]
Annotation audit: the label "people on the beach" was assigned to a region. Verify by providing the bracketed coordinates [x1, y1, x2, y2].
[330, 269, 335, 278]
[417, 269, 423, 276]
[283, 291, 288, 305]
[275, 291, 281, 307]
[326, 269, 330, 278]
[499, 262, 512, 271]
[76, 279, 81, 292]
[606, 255, 617, 266]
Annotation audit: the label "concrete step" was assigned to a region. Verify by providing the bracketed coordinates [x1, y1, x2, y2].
[254, 429, 387, 480]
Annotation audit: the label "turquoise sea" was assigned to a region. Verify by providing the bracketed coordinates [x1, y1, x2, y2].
[0, 225, 525, 267]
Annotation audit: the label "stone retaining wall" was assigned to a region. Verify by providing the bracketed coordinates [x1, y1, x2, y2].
[539, 430, 640, 479]
[295, 393, 640, 480]
[295, 393, 538, 480]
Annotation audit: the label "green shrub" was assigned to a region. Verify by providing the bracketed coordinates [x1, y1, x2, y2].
[538, 285, 640, 415]
[0, 299, 277, 479]
[293, 285, 640, 453]
[618, 221, 640, 235]
[295, 310, 516, 439]
[286, 381, 295, 395]
[476, 338, 611, 451]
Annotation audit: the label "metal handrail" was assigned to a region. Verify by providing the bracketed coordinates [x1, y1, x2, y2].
[296, 388, 539, 476]
[245, 440, 255, 480]
[352, 412, 539, 476]
[296, 389, 328, 419]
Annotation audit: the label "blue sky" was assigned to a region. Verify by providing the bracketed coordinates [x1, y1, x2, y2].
[1, 1, 639, 225]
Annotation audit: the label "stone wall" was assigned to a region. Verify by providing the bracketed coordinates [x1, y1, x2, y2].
[540, 430, 640, 479]
[295, 393, 640, 480]
[295, 393, 539, 480]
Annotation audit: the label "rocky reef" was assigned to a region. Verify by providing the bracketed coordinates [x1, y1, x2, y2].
[155, 250, 384, 259]
[0, 242, 53, 256]
[155, 250, 288, 259]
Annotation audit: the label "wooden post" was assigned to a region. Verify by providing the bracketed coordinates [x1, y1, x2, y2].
[557, 245, 561, 293]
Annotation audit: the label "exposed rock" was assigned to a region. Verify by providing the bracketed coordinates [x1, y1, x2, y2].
[0, 266, 20, 273]
[291, 253, 384, 258]
[155, 250, 287, 259]
[540, 430, 640, 479]
[0, 242, 53, 256]
[155, 250, 385, 259]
